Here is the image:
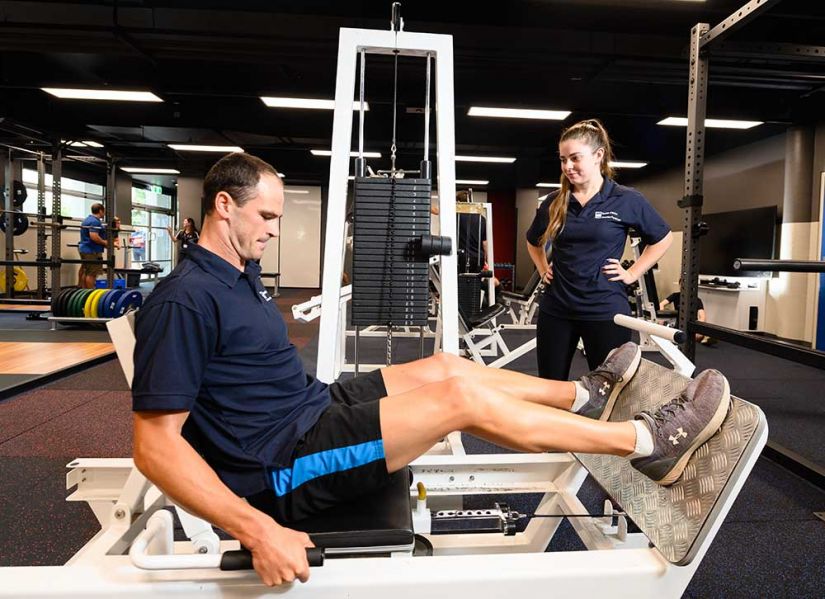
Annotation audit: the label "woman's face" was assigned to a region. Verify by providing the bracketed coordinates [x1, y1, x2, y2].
[184, 218, 193, 228]
[558, 138, 604, 188]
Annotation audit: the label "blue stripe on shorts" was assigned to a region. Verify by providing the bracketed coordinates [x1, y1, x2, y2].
[270, 439, 385, 497]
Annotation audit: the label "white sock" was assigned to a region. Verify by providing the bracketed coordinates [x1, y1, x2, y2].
[628, 419, 654, 459]
[571, 382, 590, 412]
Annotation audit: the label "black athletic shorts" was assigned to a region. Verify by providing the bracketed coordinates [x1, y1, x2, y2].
[246, 369, 393, 523]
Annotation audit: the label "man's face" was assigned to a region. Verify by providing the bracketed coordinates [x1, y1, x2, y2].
[227, 173, 284, 262]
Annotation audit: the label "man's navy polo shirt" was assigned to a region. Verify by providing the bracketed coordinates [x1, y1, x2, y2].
[526, 179, 670, 320]
[78, 215, 106, 254]
[132, 243, 331, 497]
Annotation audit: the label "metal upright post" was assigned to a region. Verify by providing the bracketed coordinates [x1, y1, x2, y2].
[51, 146, 63, 294]
[36, 152, 47, 297]
[2, 150, 13, 297]
[678, 23, 710, 361]
[106, 157, 116, 287]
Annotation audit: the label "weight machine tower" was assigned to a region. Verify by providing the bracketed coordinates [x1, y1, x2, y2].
[317, 6, 459, 383]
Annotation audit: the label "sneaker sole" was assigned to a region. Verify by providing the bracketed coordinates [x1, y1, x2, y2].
[655, 375, 731, 486]
[600, 345, 642, 421]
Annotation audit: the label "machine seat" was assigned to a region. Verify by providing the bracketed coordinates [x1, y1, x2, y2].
[464, 302, 507, 329]
[247, 469, 414, 550]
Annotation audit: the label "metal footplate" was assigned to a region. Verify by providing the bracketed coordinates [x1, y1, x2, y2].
[576, 359, 768, 565]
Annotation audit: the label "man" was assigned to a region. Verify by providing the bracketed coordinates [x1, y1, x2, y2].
[660, 280, 711, 344]
[132, 153, 730, 587]
[455, 189, 488, 274]
[78, 203, 108, 288]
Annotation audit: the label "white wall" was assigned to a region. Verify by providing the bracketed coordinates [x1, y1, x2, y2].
[270, 186, 322, 288]
[515, 188, 542, 289]
[176, 177, 203, 230]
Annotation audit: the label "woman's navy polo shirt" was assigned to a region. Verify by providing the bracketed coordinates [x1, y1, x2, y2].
[525, 179, 670, 321]
[132, 244, 331, 497]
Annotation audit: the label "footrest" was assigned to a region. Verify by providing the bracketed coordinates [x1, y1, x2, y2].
[576, 359, 767, 565]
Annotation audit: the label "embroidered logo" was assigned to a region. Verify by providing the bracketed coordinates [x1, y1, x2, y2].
[669, 427, 688, 445]
[594, 211, 621, 222]
[259, 289, 272, 302]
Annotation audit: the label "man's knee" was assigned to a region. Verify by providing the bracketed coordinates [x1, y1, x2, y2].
[429, 351, 467, 378]
[439, 376, 481, 422]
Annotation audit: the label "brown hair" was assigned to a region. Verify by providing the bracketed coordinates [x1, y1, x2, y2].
[541, 119, 615, 244]
[202, 152, 280, 215]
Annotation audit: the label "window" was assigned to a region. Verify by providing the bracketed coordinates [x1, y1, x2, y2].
[131, 185, 174, 276]
[132, 185, 172, 210]
[20, 168, 105, 219]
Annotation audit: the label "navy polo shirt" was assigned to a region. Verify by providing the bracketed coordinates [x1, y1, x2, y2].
[132, 243, 331, 497]
[526, 179, 670, 320]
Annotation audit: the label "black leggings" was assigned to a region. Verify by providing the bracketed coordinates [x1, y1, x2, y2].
[536, 311, 632, 380]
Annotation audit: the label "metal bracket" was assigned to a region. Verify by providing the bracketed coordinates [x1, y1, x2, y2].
[678, 194, 704, 209]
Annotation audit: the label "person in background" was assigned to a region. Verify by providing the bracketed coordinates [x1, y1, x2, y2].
[526, 119, 673, 380]
[111, 216, 122, 251]
[660, 284, 710, 343]
[77, 203, 107, 288]
[167, 217, 200, 262]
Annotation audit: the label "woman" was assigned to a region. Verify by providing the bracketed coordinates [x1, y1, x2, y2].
[526, 119, 673, 380]
[167, 217, 200, 260]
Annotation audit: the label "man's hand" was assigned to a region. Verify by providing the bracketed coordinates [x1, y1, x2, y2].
[246, 517, 316, 586]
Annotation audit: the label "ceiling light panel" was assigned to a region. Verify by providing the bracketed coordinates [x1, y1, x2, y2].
[657, 116, 763, 129]
[468, 106, 570, 120]
[168, 144, 244, 152]
[261, 97, 369, 111]
[455, 155, 516, 163]
[43, 88, 162, 102]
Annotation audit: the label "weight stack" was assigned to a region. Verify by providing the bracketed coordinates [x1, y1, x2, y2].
[458, 273, 482, 321]
[352, 177, 432, 326]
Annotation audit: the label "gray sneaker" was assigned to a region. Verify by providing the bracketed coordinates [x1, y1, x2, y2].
[631, 369, 731, 486]
[576, 342, 642, 420]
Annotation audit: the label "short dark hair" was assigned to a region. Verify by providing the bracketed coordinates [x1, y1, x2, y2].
[90, 203, 104, 215]
[202, 152, 280, 215]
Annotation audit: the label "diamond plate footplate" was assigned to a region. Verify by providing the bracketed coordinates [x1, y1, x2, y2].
[576, 359, 767, 565]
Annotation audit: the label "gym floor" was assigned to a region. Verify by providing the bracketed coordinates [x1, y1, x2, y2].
[0, 289, 823, 597]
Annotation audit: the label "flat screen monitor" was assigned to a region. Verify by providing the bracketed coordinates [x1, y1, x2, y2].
[699, 206, 777, 277]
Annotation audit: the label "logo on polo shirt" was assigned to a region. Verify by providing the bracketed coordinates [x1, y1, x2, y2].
[594, 211, 621, 222]
[259, 289, 273, 302]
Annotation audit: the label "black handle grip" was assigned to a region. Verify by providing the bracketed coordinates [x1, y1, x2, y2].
[673, 330, 686, 344]
[219, 547, 325, 571]
[478, 270, 494, 279]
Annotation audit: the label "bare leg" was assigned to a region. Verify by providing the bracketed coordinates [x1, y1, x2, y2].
[381, 352, 576, 411]
[380, 375, 635, 472]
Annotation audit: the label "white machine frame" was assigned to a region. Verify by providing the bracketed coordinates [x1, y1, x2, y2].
[317, 26, 459, 383]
